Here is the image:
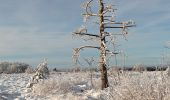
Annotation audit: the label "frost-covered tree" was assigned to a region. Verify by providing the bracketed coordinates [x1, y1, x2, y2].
[73, 0, 135, 89]
[26, 59, 49, 89]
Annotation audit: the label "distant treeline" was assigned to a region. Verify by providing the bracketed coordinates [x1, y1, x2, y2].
[52, 65, 168, 72]
[52, 67, 99, 72]
[111, 65, 168, 72]
[122, 66, 167, 71]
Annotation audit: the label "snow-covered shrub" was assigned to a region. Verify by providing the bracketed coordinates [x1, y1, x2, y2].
[50, 93, 87, 100]
[0, 62, 9, 73]
[99, 71, 170, 100]
[166, 66, 170, 76]
[34, 59, 49, 78]
[0, 62, 30, 74]
[26, 59, 49, 89]
[32, 72, 91, 96]
[32, 78, 88, 96]
[23, 70, 170, 99]
[25, 66, 35, 74]
[32, 79, 72, 95]
[132, 64, 145, 72]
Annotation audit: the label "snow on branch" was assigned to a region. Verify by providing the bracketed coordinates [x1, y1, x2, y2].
[73, 46, 100, 65]
[73, 26, 100, 41]
[82, 0, 98, 22]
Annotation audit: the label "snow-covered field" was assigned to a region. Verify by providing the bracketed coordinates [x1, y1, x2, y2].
[0, 73, 30, 100]
[0, 71, 170, 100]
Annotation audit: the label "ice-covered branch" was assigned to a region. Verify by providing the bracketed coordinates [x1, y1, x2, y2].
[82, 0, 98, 22]
[73, 32, 100, 38]
[75, 46, 100, 52]
[73, 46, 100, 65]
[104, 25, 135, 28]
[104, 20, 136, 28]
[73, 26, 100, 38]
[102, 4, 116, 15]
[106, 50, 119, 55]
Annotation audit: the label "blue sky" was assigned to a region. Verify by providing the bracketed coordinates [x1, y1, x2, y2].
[0, 0, 169, 68]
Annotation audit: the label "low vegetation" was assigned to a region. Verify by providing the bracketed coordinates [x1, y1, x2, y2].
[0, 62, 32, 74]
[30, 70, 170, 100]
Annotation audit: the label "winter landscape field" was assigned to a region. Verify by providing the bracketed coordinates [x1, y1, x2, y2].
[1, 68, 170, 100]
[0, 0, 170, 100]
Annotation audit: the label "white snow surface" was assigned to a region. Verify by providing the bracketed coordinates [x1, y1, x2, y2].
[0, 72, 102, 100]
[0, 73, 31, 100]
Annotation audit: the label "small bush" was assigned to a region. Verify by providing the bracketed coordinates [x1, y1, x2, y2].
[32, 79, 73, 96]
[32, 72, 91, 96]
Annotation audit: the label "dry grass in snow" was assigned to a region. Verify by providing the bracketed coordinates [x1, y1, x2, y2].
[1, 70, 170, 100]
[31, 71, 170, 100]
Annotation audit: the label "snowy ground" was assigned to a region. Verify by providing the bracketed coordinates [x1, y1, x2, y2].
[0, 71, 170, 100]
[0, 73, 30, 100]
[0, 72, 101, 100]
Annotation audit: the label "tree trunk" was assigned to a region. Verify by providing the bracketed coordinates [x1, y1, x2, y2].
[99, 0, 109, 90]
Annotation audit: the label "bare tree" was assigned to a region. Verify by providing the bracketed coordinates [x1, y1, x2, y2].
[73, 0, 135, 90]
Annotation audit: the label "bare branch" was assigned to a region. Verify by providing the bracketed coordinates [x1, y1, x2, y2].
[83, 57, 95, 66]
[104, 19, 115, 22]
[73, 46, 100, 65]
[82, 0, 98, 22]
[76, 46, 100, 51]
[104, 20, 136, 29]
[82, 13, 98, 16]
[85, 0, 94, 14]
[73, 46, 100, 60]
[74, 26, 87, 33]
[103, 22, 123, 25]
[73, 32, 100, 38]
[106, 50, 119, 55]
[104, 25, 135, 28]
[102, 4, 116, 15]
[104, 15, 112, 17]
[73, 26, 100, 38]
[104, 32, 122, 37]
[104, 20, 135, 40]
